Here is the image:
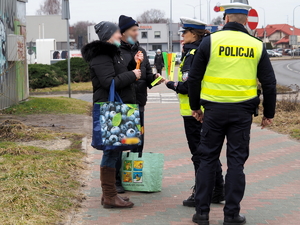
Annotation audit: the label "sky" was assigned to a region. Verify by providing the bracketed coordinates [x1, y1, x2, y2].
[26, 0, 300, 28]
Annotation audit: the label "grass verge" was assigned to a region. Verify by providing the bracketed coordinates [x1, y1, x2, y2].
[0, 136, 85, 225]
[276, 84, 292, 93]
[1, 97, 92, 115]
[30, 82, 92, 93]
[254, 94, 300, 140]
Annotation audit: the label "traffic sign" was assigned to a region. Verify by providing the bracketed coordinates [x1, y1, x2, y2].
[248, 9, 259, 30]
[289, 35, 298, 45]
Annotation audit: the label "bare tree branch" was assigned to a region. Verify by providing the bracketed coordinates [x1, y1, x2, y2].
[137, 9, 168, 23]
[36, 0, 61, 15]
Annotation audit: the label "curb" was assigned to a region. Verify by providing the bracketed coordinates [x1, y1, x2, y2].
[29, 90, 92, 96]
[270, 57, 300, 61]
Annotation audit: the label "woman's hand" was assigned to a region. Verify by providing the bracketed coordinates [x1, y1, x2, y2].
[155, 74, 165, 85]
[164, 79, 170, 85]
[133, 69, 141, 80]
[134, 51, 144, 63]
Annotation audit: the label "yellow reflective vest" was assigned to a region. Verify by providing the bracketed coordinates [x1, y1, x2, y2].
[201, 30, 263, 103]
[178, 49, 196, 116]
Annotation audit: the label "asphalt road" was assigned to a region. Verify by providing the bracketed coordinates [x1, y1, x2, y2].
[271, 59, 300, 87]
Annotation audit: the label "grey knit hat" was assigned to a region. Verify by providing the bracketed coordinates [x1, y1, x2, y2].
[94, 21, 118, 42]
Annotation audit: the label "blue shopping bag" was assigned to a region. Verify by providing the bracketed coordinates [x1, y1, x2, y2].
[92, 80, 142, 151]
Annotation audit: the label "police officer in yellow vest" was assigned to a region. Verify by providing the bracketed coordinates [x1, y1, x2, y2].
[188, 3, 276, 225]
[165, 17, 225, 207]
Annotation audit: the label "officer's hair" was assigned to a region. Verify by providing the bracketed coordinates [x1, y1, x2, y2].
[190, 29, 211, 41]
[227, 13, 247, 24]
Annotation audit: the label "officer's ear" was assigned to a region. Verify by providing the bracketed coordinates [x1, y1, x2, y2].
[244, 17, 248, 26]
[225, 15, 229, 24]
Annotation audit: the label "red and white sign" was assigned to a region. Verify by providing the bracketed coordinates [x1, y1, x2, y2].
[248, 9, 259, 30]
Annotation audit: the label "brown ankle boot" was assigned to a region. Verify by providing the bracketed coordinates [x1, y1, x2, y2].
[101, 195, 130, 205]
[100, 166, 134, 208]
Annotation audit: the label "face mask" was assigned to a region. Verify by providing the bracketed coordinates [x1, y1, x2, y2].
[127, 36, 135, 45]
[113, 40, 121, 47]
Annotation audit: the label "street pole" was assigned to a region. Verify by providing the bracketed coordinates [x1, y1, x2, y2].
[62, 0, 71, 98]
[200, 0, 202, 20]
[66, 20, 71, 98]
[293, 5, 300, 58]
[259, 7, 267, 49]
[187, 5, 200, 19]
[207, 0, 212, 24]
[169, 0, 173, 52]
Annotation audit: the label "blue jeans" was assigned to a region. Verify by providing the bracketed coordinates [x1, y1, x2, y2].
[101, 150, 122, 168]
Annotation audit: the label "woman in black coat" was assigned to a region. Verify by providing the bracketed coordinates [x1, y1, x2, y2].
[154, 49, 164, 75]
[81, 21, 143, 209]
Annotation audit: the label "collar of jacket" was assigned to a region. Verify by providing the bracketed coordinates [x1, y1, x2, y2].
[120, 40, 140, 52]
[81, 41, 119, 62]
[183, 41, 200, 58]
[222, 22, 249, 34]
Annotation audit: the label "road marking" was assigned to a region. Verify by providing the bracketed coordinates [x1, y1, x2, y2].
[148, 93, 179, 103]
[287, 63, 300, 74]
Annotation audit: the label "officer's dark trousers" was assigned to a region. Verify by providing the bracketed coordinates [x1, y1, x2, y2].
[115, 111, 145, 181]
[183, 116, 223, 186]
[195, 108, 252, 217]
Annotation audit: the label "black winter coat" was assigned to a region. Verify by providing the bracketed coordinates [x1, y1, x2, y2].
[81, 41, 137, 104]
[154, 54, 164, 70]
[120, 41, 156, 110]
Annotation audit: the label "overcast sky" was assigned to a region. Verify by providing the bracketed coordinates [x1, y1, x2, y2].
[26, 0, 300, 28]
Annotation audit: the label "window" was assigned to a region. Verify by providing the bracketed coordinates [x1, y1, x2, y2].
[141, 32, 148, 39]
[154, 31, 161, 38]
[152, 45, 162, 51]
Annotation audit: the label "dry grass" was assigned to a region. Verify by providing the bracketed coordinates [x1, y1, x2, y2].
[0, 120, 75, 142]
[276, 84, 292, 93]
[30, 82, 92, 93]
[0, 142, 86, 225]
[254, 91, 300, 140]
[0, 116, 86, 225]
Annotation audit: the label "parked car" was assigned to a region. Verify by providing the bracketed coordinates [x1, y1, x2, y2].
[274, 48, 283, 54]
[285, 49, 291, 54]
[147, 51, 155, 66]
[291, 49, 300, 56]
[175, 52, 182, 64]
[267, 50, 276, 57]
[274, 51, 282, 57]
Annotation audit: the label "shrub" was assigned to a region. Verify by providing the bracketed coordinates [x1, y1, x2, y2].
[53, 57, 90, 82]
[28, 64, 67, 89]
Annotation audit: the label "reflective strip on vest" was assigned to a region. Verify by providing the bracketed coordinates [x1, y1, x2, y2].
[201, 30, 263, 103]
[178, 49, 196, 116]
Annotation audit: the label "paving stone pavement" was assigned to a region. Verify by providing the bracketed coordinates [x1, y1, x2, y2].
[72, 99, 300, 225]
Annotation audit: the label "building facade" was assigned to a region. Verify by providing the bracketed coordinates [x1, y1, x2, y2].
[0, 0, 28, 110]
[88, 23, 182, 52]
[255, 24, 300, 48]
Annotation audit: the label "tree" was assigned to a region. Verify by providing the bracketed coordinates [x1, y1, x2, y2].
[70, 21, 94, 48]
[137, 9, 168, 23]
[36, 0, 61, 15]
[211, 16, 223, 26]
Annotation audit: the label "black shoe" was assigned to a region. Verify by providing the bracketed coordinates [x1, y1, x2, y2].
[223, 215, 246, 225]
[192, 213, 209, 225]
[183, 186, 196, 207]
[211, 185, 225, 203]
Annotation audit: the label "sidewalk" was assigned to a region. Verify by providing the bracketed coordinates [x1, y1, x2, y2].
[72, 101, 300, 225]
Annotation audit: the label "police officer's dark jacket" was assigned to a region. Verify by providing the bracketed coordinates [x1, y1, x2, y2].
[81, 41, 137, 104]
[188, 22, 277, 118]
[166, 41, 200, 94]
[120, 41, 156, 111]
